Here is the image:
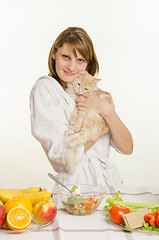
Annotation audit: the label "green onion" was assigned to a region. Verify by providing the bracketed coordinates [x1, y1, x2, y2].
[71, 185, 78, 193]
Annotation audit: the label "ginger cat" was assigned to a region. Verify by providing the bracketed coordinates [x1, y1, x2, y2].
[64, 71, 114, 174]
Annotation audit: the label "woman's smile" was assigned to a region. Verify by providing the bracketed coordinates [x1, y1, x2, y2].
[63, 70, 76, 76]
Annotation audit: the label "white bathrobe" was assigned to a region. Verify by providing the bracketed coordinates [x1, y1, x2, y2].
[30, 76, 122, 189]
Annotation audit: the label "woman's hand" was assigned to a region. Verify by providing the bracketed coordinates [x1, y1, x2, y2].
[76, 92, 114, 117]
[76, 92, 112, 136]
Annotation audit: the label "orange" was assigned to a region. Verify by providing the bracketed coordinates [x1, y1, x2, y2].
[4, 196, 33, 214]
[7, 207, 32, 230]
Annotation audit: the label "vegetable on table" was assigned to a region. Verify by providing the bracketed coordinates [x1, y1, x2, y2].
[62, 185, 100, 215]
[144, 210, 159, 227]
[71, 185, 78, 193]
[104, 191, 159, 212]
[144, 212, 156, 226]
[109, 205, 130, 224]
[104, 191, 159, 232]
[155, 210, 159, 226]
[63, 196, 98, 215]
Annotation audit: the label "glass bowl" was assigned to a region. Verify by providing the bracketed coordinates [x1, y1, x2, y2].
[57, 184, 106, 215]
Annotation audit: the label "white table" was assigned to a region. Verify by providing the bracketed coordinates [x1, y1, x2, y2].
[1, 186, 159, 240]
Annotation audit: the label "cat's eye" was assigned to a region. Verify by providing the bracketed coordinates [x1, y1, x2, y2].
[78, 83, 80, 86]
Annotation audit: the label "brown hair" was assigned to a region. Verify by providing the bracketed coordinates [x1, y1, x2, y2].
[48, 27, 99, 83]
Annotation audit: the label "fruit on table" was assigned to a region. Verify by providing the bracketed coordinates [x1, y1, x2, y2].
[0, 189, 16, 203]
[0, 205, 7, 228]
[0, 189, 52, 205]
[7, 207, 31, 231]
[22, 191, 52, 205]
[109, 205, 130, 224]
[5, 187, 41, 194]
[33, 201, 57, 224]
[0, 187, 42, 204]
[4, 196, 33, 214]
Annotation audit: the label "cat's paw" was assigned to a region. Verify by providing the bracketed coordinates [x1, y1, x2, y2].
[67, 129, 75, 136]
[70, 117, 76, 125]
[73, 125, 81, 133]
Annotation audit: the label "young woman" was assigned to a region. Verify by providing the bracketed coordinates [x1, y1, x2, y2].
[30, 27, 133, 189]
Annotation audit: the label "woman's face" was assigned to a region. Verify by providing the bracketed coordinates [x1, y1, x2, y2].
[53, 43, 88, 83]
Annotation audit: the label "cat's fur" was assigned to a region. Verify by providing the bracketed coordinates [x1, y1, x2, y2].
[64, 71, 114, 174]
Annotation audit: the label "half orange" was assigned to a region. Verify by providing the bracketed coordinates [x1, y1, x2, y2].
[7, 207, 32, 230]
[4, 196, 33, 214]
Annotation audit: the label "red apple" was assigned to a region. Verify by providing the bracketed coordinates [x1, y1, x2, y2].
[33, 201, 57, 224]
[0, 205, 7, 228]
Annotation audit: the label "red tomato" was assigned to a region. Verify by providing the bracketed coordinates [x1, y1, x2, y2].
[109, 205, 130, 224]
[155, 210, 159, 226]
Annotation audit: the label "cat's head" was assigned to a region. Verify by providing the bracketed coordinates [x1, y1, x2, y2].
[72, 71, 101, 95]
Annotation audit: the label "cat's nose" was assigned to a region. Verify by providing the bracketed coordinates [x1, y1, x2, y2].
[78, 90, 83, 95]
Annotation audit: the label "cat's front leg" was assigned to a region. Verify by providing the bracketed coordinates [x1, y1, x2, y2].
[70, 108, 78, 125]
[73, 111, 86, 133]
[67, 128, 75, 136]
[67, 108, 78, 136]
[68, 130, 88, 147]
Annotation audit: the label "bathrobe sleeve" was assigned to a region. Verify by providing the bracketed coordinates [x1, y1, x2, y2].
[30, 78, 84, 173]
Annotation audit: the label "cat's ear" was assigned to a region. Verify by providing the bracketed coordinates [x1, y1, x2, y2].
[78, 70, 87, 76]
[76, 71, 85, 79]
[93, 78, 101, 83]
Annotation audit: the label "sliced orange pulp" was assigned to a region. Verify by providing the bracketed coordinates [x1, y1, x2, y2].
[7, 207, 32, 230]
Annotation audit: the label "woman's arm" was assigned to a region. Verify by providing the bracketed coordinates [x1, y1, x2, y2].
[76, 93, 133, 154]
[101, 108, 133, 154]
[84, 126, 110, 152]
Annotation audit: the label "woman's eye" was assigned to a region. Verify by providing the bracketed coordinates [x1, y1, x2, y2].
[78, 58, 85, 63]
[62, 55, 69, 59]
[84, 88, 88, 90]
[78, 83, 80, 86]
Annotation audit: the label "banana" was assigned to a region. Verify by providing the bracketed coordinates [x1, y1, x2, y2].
[0, 189, 16, 203]
[21, 191, 52, 205]
[0, 200, 3, 206]
[0, 187, 47, 204]
[5, 187, 42, 194]
[41, 188, 47, 192]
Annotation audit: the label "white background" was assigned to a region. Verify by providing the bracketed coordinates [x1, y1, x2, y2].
[0, 0, 159, 188]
